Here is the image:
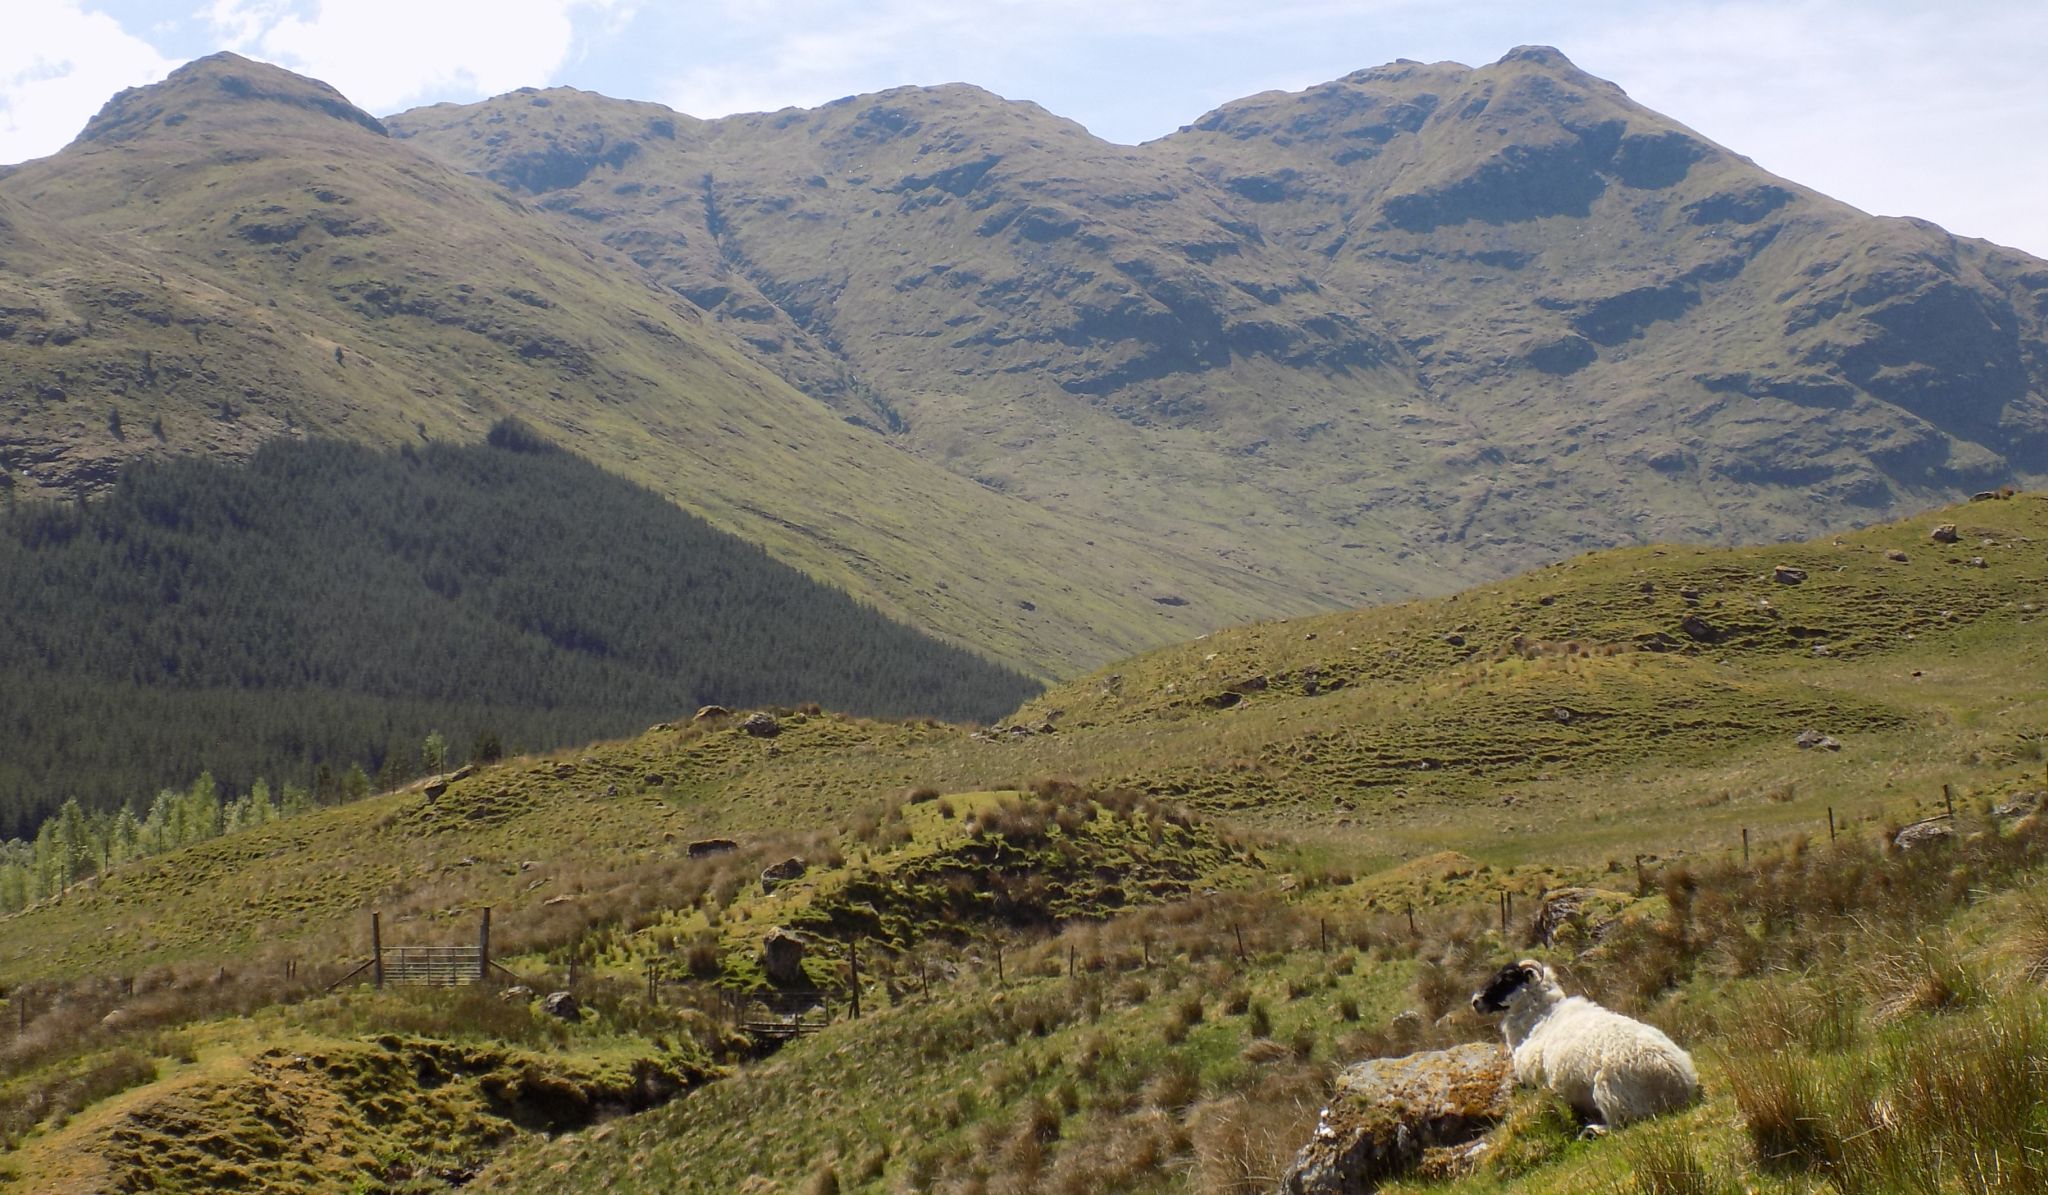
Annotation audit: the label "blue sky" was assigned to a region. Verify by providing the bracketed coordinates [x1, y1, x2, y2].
[5, 1, 2045, 258]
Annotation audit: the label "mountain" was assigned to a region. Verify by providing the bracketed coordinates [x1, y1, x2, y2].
[0, 54, 1323, 679]
[0, 426, 1041, 839]
[391, 46, 2048, 599]
[6, 50, 2046, 684]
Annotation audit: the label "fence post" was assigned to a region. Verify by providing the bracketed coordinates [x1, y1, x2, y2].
[478, 907, 492, 983]
[1828, 806, 1836, 845]
[996, 946, 1004, 986]
[850, 938, 861, 1020]
[1319, 918, 1328, 954]
[1232, 922, 1246, 961]
[371, 912, 384, 990]
[1067, 944, 1075, 979]
[1743, 827, 1750, 865]
[1943, 784, 1955, 821]
[1406, 902, 1416, 937]
[1635, 855, 1646, 896]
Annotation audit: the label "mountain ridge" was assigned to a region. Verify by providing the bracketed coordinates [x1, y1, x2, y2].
[4, 49, 2044, 680]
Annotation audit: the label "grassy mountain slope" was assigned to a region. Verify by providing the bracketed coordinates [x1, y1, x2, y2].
[0, 427, 1038, 838]
[0, 54, 1323, 678]
[2, 495, 2045, 1191]
[392, 47, 2048, 611]
[5, 492, 2041, 984]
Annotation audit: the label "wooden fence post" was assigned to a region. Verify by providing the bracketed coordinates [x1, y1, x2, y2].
[1743, 827, 1750, 865]
[1406, 902, 1416, 937]
[1232, 922, 1246, 961]
[849, 938, 861, 1020]
[996, 946, 1004, 986]
[1944, 784, 1955, 821]
[1828, 806, 1836, 845]
[371, 912, 384, 990]
[1319, 918, 1328, 954]
[478, 907, 492, 983]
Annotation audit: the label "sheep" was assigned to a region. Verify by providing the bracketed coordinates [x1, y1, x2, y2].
[1469, 959, 1698, 1129]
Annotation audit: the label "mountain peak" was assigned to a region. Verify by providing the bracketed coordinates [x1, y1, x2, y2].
[77, 52, 386, 147]
[1494, 44, 1579, 70]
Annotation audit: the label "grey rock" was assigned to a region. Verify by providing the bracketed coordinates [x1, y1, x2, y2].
[761, 856, 807, 892]
[762, 928, 808, 986]
[541, 990, 580, 1019]
[740, 712, 781, 737]
[1281, 1043, 1513, 1195]
[1894, 819, 1954, 851]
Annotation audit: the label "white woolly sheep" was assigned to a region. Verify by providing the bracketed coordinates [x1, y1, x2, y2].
[1469, 959, 1698, 1128]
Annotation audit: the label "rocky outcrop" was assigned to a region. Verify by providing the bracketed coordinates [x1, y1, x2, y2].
[1281, 1042, 1513, 1194]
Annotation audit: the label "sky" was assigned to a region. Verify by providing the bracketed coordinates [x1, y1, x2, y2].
[3, 1, 2044, 258]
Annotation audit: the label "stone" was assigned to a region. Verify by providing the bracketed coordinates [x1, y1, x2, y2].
[423, 777, 448, 800]
[1280, 1043, 1513, 1195]
[1678, 614, 1720, 643]
[499, 985, 535, 1003]
[1795, 730, 1841, 751]
[687, 838, 739, 859]
[760, 857, 807, 892]
[762, 928, 808, 986]
[1968, 556, 1989, 569]
[100, 1008, 131, 1030]
[1442, 633, 1466, 647]
[1678, 586, 1701, 603]
[693, 705, 732, 722]
[1993, 792, 2044, 820]
[1931, 523, 1959, 543]
[541, 991, 580, 1019]
[1772, 564, 1807, 585]
[1530, 887, 1634, 947]
[1894, 819, 1954, 851]
[740, 712, 781, 737]
[1886, 548, 1910, 562]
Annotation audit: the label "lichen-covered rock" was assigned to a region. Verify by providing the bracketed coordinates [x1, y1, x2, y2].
[1530, 887, 1634, 948]
[740, 711, 781, 737]
[1281, 1042, 1513, 1195]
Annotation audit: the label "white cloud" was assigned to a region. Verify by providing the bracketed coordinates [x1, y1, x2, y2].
[208, 0, 623, 114]
[0, 2, 179, 165]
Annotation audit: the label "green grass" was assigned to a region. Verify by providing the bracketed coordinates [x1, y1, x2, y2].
[1, 495, 2045, 1190]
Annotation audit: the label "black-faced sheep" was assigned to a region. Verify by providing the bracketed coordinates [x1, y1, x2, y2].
[1469, 959, 1698, 1128]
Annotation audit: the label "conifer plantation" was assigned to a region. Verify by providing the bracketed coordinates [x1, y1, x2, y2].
[0, 422, 1039, 840]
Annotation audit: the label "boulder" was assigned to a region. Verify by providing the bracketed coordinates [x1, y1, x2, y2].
[1530, 887, 1634, 948]
[740, 712, 781, 738]
[687, 838, 739, 859]
[1931, 523, 1959, 543]
[1795, 729, 1841, 751]
[762, 928, 808, 986]
[693, 705, 732, 721]
[499, 984, 535, 1003]
[1281, 1043, 1513, 1195]
[1772, 564, 1807, 585]
[1678, 614, 1720, 643]
[761, 857, 807, 892]
[541, 991, 580, 1019]
[1885, 548, 1910, 562]
[1894, 819, 1954, 851]
[1992, 791, 2044, 820]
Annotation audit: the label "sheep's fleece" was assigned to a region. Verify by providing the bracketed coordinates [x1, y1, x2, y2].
[1470, 959, 1698, 1125]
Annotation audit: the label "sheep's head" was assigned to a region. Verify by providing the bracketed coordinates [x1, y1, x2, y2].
[1470, 958, 1554, 1014]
